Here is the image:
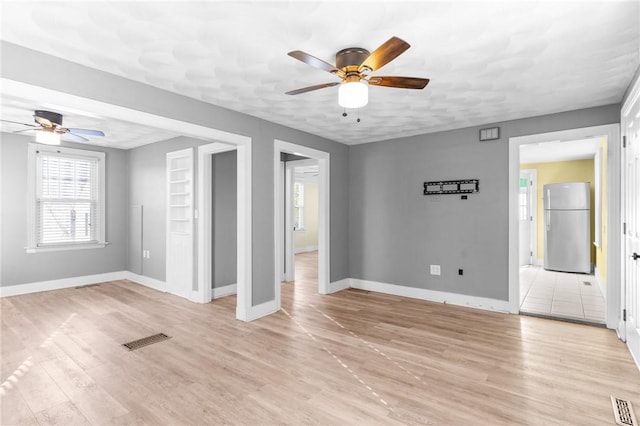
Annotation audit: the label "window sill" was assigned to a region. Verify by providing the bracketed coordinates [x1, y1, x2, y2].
[26, 242, 108, 254]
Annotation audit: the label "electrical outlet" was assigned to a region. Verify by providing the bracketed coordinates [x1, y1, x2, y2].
[430, 265, 441, 275]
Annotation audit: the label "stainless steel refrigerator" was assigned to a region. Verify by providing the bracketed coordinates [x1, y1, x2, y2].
[543, 182, 591, 273]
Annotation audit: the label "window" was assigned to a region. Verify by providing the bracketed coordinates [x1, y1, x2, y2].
[293, 182, 304, 230]
[27, 143, 106, 252]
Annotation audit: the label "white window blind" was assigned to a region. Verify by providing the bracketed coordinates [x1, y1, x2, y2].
[27, 144, 106, 252]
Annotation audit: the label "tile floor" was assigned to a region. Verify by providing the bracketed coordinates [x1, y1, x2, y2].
[519, 266, 606, 324]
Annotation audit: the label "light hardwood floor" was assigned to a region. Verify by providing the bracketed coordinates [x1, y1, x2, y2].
[2, 251, 639, 425]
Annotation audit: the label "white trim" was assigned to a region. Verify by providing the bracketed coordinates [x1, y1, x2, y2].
[0, 271, 127, 297]
[124, 271, 167, 293]
[284, 162, 295, 282]
[534, 258, 544, 267]
[196, 142, 236, 304]
[212, 283, 237, 299]
[328, 278, 351, 294]
[350, 278, 511, 313]
[245, 299, 279, 322]
[196, 139, 252, 321]
[294, 245, 318, 254]
[509, 124, 621, 328]
[593, 266, 607, 300]
[274, 140, 330, 313]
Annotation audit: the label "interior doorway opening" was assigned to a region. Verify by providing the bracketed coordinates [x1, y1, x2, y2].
[274, 140, 330, 310]
[509, 124, 621, 332]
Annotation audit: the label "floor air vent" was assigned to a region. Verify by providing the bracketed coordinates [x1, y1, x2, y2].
[123, 333, 171, 351]
[612, 396, 637, 426]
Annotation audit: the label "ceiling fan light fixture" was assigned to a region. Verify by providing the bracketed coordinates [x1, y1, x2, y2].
[338, 81, 368, 109]
[36, 131, 61, 145]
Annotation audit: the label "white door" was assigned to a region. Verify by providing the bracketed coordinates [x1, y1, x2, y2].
[622, 83, 640, 366]
[166, 148, 194, 299]
[519, 171, 534, 266]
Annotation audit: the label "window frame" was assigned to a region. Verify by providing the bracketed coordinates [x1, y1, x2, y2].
[26, 143, 106, 253]
[293, 181, 305, 231]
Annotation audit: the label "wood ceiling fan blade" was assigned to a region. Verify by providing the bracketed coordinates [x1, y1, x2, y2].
[286, 82, 340, 95]
[67, 128, 105, 137]
[288, 50, 341, 75]
[359, 37, 410, 72]
[367, 76, 430, 89]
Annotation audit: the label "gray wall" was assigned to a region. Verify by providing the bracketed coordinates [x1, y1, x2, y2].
[0, 42, 350, 305]
[0, 133, 127, 286]
[212, 150, 237, 288]
[349, 104, 620, 301]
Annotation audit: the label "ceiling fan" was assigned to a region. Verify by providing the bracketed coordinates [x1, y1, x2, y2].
[1, 110, 105, 144]
[286, 36, 429, 109]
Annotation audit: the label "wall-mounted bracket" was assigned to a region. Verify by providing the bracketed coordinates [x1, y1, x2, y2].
[423, 179, 479, 195]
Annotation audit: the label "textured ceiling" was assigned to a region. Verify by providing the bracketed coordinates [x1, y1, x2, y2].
[1, 1, 639, 147]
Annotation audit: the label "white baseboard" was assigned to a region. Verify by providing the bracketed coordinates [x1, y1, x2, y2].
[350, 278, 511, 313]
[294, 245, 318, 254]
[212, 283, 237, 299]
[0, 271, 127, 297]
[593, 266, 607, 300]
[328, 278, 351, 294]
[238, 299, 279, 322]
[124, 272, 167, 293]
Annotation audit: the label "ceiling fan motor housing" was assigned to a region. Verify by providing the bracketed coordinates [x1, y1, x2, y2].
[34, 110, 63, 126]
[336, 48, 370, 71]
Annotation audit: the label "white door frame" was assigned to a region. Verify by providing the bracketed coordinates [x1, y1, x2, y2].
[519, 168, 538, 266]
[197, 141, 252, 321]
[509, 124, 621, 331]
[274, 140, 330, 308]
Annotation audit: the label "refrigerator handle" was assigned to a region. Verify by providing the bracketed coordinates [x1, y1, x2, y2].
[546, 210, 551, 231]
[546, 188, 550, 210]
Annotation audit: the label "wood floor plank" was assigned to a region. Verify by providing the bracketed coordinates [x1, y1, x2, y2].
[1, 251, 639, 424]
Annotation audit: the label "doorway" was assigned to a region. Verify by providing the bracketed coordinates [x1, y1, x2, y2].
[274, 140, 330, 310]
[290, 159, 320, 286]
[508, 124, 622, 332]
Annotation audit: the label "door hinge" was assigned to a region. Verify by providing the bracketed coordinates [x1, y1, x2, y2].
[530, 251, 533, 257]
[623, 309, 626, 321]
[530, 215, 533, 221]
[623, 222, 626, 235]
[623, 135, 626, 148]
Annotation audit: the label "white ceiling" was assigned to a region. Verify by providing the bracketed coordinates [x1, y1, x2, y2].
[520, 137, 602, 164]
[1, 1, 638, 148]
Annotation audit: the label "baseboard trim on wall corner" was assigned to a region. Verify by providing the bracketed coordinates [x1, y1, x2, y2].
[349, 278, 511, 314]
[212, 283, 237, 299]
[593, 266, 607, 300]
[124, 272, 167, 293]
[0, 271, 127, 298]
[241, 299, 279, 322]
[328, 278, 351, 294]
